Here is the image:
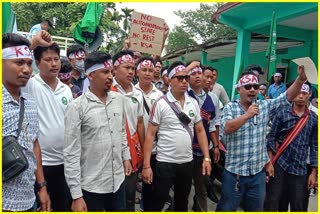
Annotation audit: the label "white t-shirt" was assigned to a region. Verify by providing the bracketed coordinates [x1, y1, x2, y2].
[22, 74, 73, 165]
[135, 83, 163, 153]
[149, 91, 202, 163]
[112, 78, 144, 135]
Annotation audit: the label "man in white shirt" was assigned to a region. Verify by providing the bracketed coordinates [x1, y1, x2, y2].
[111, 49, 145, 211]
[22, 43, 73, 211]
[135, 56, 163, 211]
[64, 51, 131, 211]
[142, 61, 212, 211]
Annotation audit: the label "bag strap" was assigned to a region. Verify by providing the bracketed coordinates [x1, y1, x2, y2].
[162, 95, 193, 141]
[142, 96, 150, 115]
[17, 98, 25, 138]
[271, 114, 310, 165]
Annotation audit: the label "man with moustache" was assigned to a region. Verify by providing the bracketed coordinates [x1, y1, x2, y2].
[186, 62, 220, 211]
[135, 57, 163, 211]
[111, 49, 145, 211]
[22, 43, 73, 211]
[142, 61, 212, 211]
[216, 66, 307, 211]
[64, 51, 132, 211]
[264, 83, 317, 211]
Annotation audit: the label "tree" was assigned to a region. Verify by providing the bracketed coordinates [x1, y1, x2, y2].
[165, 26, 197, 53]
[165, 3, 237, 53]
[11, 3, 134, 55]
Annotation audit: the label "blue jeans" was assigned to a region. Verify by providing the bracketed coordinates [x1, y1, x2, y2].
[216, 169, 266, 211]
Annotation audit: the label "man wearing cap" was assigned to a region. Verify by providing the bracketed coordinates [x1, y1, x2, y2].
[216, 66, 307, 211]
[66, 45, 87, 91]
[2, 33, 51, 212]
[186, 61, 220, 211]
[267, 72, 287, 99]
[264, 83, 317, 211]
[111, 49, 145, 211]
[142, 61, 211, 211]
[64, 51, 131, 211]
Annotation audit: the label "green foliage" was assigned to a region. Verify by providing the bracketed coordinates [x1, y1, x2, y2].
[165, 26, 197, 53]
[165, 3, 237, 53]
[11, 3, 133, 55]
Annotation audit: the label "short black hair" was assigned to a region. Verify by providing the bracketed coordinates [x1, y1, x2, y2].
[167, 61, 185, 77]
[244, 64, 263, 75]
[112, 49, 134, 65]
[85, 51, 112, 71]
[186, 61, 203, 68]
[154, 59, 162, 66]
[2, 33, 30, 49]
[203, 66, 218, 74]
[136, 56, 155, 70]
[67, 44, 85, 58]
[60, 57, 72, 74]
[33, 43, 60, 61]
[42, 20, 53, 28]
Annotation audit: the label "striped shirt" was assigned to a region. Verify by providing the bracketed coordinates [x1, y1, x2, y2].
[267, 104, 317, 175]
[2, 85, 39, 211]
[220, 93, 288, 176]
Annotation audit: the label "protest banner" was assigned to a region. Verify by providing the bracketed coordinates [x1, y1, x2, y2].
[129, 11, 165, 56]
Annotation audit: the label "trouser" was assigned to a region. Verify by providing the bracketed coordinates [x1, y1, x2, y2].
[153, 161, 193, 211]
[216, 169, 266, 211]
[82, 181, 126, 211]
[43, 164, 72, 211]
[125, 170, 138, 211]
[192, 155, 208, 211]
[264, 163, 308, 211]
[142, 154, 157, 211]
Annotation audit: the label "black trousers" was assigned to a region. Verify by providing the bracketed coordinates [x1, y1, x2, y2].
[264, 163, 308, 211]
[43, 164, 72, 211]
[82, 181, 126, 211]
[142, 154, 157, 211]
[152, 161, 193, 211]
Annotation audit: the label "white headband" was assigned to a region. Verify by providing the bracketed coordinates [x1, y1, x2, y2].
[237, 74, 259, 88]
[86, 60, 113, 75]
[161, 69, 168, 77]
[114, 54, 134, 66]
[137, 60, 154, 71]
[168, 65, 186, 79]
[301, 84, 310, 93]
[155, 61, 162, 67]
[188, 66, 202, 75]
[68, 51, 85, 59]
[3, 45, 32, 59]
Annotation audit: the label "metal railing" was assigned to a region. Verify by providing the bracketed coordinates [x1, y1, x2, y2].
[17, 31, 75, 56]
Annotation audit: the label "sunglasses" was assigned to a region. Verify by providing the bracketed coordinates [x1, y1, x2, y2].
[243, 84, 259, 90]
[172, 75, 190, 82]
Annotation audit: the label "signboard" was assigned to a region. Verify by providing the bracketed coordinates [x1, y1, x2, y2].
[129, 11, 165, 56]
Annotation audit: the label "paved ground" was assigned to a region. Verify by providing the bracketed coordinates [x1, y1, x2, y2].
[135, 179, 318, 211]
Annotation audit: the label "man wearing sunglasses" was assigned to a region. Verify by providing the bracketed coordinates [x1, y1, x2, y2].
[216, 66, 307, 211]
[142, 61, 211, 211]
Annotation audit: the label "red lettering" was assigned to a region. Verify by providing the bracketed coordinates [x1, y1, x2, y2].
[141, 42, 153, 49]
[132, 33, 140, 38]
[142, 34, 155, 42]
[141, 14, 152, 21]
[13, 47, 23, 57]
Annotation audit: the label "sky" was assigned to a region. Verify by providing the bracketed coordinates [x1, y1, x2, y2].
[115, 2, 201, 30]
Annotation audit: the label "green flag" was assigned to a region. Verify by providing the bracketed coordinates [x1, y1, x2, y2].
[73, 3, 104, 45]
[266, 11, 277, 81]
[2, 3, 17, 33]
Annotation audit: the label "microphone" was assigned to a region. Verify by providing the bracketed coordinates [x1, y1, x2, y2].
[252, 98, 257, 125]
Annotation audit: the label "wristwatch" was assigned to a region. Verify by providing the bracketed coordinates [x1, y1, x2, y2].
[36, 181, 47, 189]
